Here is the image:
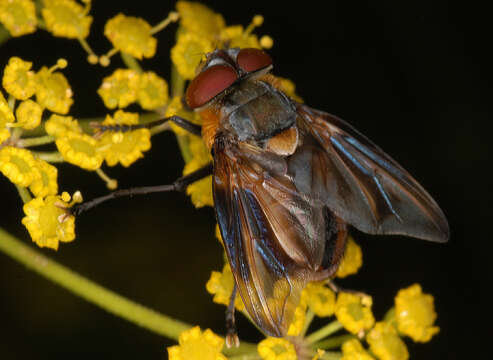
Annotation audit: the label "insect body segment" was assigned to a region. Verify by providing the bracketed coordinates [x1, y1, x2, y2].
[73, 47, 449, 339]
[187, 48, 449, 337]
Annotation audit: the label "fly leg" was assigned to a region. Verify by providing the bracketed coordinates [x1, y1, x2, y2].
[225, 284, 240, 348]
[326, 279, 371, 302]
[71, 164, 212, 216]
[91, 115, 201, 136]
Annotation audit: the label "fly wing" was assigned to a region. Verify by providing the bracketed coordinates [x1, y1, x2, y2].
[295, 104, 449, 243]
[213, 137, 327, 337]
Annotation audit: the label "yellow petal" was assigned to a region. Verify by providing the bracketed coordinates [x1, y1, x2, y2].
[0, 0, 37, 37]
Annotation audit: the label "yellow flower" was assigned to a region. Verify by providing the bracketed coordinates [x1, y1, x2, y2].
[0, 128, 9, 144]
[394, 284, 439, 343]
[219, 15, 272, 50]
[336, 236, 363, 278]
[341, 339, 375, 360]
[257, 338, 297, 360]
[206, 264, 244, 311]
[276, 77, 303, 103]
[183, 135, 213, 208]
[29, 159, 58, 197]
[366, 322, 409, 360]
[104, 13, 156, 59]
[97, 110, 151, 167]
[0, 0, 37, 37]
[35, 67, 73, 114]
[167, 326, 226, 360]
[137, 71, 169, 110]
[215, 223, 223, 243]
[15, 99, 43, 129]
[44, 113, 82, 137]
[312, 349, 326, 360]
[2, 57, 37, 100]
[1, 91, 14, 142]
[304, 281, 336, 317]
[97, 69, 140, 109]
[0, 146, 40, 187]
[55, 131, 103, 170]
[176, 1, 225, 39]
[335, 293, 375, 335]
[219, 25, 260, 49]
[286, 296, 307, 336]
[165, 96, 202, 137]
[171, 31, 214, 80]
[21, 193, 76, 250]
[41, 0, 92, 39]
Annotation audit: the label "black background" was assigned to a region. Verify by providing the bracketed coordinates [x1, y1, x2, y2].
[0, 1, 487, 359]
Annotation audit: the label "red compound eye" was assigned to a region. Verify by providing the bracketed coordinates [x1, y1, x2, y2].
[186, 65, 238, 109]
[237, 48, 272, 73]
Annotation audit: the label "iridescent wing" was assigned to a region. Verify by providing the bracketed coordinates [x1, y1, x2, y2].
[213, 137, 332, 337]
[295, 104, 449, 243]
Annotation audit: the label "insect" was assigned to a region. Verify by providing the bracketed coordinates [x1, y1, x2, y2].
[76, 47, 449, 339]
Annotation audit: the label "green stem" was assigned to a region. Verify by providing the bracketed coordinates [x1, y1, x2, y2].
[0, 24, 10, 46]
[33, 151, 64, 163]
[301, 309, 315, 336]
[313, 334, 356, 350]
[18, 135, 55, 147]
[171, 62, 186, 98]
[121, 53, 143, 73]
[306, 320, 343, 344]
[228, 353, 260, 360]
[150, 12, 178, 35]
[320, 351, 342, 360]
[224, 342, 258, 357]
[15, 185, 32, 203]
[0, 228, 191, 340]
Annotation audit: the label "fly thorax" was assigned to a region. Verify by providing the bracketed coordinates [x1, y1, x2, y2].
[219, 80, 297, 142]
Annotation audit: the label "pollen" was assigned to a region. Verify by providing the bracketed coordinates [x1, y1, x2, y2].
[41, 0, 93, 39]
[2, 57, 37, 100]
[104, 13, 157, 60]
[0, 0, 37, 37]
[97, 68, 140, 109]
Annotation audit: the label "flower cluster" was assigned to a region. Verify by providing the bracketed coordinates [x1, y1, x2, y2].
[1, 2, 443, 360]
[0, 55, 81, 250]
[207, 226, 440, 359]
